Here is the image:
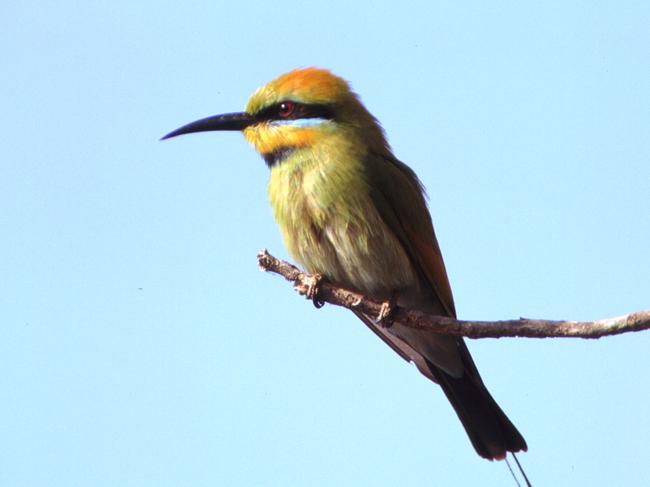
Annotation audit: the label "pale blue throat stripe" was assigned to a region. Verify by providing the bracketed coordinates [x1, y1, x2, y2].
[270, 118, 330, 128]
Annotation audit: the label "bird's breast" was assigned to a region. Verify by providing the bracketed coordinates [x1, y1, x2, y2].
[268, 150, 417, 298]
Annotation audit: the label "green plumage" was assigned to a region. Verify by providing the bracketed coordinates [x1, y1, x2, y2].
[268, 131, 417, 298]
[163, 67, 527, 461]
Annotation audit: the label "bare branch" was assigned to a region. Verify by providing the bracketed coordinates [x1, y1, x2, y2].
[257, 249, 650, 339]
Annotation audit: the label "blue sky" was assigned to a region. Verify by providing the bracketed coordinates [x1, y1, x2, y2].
[1, 1, 649, 486]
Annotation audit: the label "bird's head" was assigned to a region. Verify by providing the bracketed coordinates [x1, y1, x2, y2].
[162, 68, 391, 166]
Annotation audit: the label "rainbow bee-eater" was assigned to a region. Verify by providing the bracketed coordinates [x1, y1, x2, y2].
[162, 68, 527, 461]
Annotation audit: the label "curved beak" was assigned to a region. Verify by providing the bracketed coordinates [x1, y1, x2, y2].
[161, 112, 255, 140]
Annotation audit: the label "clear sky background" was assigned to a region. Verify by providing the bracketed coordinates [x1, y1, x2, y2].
[2, 2, 649, 486]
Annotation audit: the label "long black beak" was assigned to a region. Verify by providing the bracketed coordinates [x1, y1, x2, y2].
[161, 112, 255, 140]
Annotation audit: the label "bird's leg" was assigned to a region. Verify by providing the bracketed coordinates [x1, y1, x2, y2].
[303, 273, 325, 309]
[376, 294, 397, 328]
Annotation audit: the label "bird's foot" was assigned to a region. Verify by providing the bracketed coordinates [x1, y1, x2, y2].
[376, 296, 397, 328]
[304, 273, 325, 309]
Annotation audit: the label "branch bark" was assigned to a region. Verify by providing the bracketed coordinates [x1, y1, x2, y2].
[257, 249, 650, 339]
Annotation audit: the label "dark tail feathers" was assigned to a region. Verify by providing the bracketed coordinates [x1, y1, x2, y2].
[429, 359, 527, 460]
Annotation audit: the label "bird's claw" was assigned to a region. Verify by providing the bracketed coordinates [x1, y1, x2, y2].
[304, 273, 325, 309]
[376, 297, 396, 328]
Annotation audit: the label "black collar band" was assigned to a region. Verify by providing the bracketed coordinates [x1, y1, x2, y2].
[263, 148, 295, 168]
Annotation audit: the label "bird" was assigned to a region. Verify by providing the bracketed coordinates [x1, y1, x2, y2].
[162, 67, 527, 461]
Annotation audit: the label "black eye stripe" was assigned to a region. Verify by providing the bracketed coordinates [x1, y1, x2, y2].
[255, 102, 335, 122]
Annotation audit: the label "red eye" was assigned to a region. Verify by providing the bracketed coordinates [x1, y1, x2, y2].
[278, 101, 295, 117]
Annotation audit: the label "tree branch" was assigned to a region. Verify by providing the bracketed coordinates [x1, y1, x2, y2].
[257, 249, 650, 339]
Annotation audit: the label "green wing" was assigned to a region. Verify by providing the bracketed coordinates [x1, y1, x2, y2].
[365, 151, 457, 318]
